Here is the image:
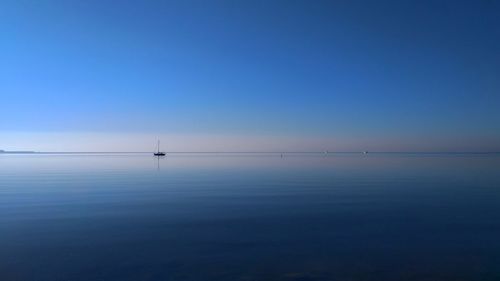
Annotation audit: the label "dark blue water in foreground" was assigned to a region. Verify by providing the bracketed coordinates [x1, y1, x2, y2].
[1, 154, 500, 281]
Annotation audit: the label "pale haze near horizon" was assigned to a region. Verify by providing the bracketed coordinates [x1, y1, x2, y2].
[1, 132, 498, 153]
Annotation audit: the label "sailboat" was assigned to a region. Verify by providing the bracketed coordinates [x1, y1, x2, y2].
[154, 140, 166, 156]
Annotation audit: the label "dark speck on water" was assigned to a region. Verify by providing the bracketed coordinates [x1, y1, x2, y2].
[1, 153, 500, 281]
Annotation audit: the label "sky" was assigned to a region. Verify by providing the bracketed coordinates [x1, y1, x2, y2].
[1, 0, 499, 152]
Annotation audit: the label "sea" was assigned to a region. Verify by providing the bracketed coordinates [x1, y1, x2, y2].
[1, 153, 500, 281]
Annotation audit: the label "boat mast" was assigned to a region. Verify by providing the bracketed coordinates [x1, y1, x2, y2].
[158, 140, 160, 153]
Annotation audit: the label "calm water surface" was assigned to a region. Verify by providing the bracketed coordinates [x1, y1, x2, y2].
[1, 154, 500, 281]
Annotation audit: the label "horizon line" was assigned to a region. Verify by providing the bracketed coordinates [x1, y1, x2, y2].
[2, 151, 500, 155]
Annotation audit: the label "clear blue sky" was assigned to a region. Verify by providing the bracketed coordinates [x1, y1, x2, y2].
[1, 0, 499, 151]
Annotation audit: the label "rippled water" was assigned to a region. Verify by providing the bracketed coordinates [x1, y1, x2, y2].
[1, 153, 500, 281]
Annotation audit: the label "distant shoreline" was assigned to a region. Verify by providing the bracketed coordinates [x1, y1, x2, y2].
[0, 150, 36, 154]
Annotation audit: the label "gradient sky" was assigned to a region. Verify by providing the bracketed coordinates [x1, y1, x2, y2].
[1, 0, 499, 152]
